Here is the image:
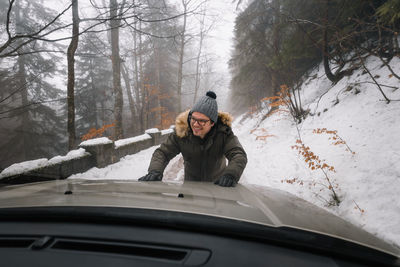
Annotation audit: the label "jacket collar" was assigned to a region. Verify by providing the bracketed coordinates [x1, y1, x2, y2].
[175, 110, 233, 138]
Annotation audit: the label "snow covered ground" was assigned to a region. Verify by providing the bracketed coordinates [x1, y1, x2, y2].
[70, 55, 400, 249]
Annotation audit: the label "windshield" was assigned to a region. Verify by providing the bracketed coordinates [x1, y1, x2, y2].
[0, 0, 399, 257]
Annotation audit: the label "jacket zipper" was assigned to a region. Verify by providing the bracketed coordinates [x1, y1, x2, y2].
[200, 145, 206, 181]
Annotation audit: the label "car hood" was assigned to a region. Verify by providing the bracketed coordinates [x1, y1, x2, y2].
[0, 179, 399, 258]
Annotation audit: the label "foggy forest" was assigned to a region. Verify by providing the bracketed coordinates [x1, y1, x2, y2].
[0, 0, 399, 170]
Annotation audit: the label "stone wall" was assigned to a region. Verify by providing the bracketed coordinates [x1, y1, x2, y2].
[0, 128, 174, 185]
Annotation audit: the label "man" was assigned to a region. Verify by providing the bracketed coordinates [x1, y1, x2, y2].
[139, 91, 247, 187]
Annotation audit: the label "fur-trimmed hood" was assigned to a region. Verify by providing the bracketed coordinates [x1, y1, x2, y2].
[149, 109, 246, 182]
[175, 110, 233, 138]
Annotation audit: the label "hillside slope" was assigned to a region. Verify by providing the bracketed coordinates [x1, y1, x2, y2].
[235, 55, 400, 247]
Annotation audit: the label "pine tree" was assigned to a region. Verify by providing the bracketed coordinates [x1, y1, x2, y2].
[228, 0, 399, 113]
[0, 0, 66, 169]
[74, 32, 113, 139]
[139, 0, 180, 128]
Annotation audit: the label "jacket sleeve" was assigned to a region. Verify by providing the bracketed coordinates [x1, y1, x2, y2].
[148, 132, 181, 174]
[223, 132, 247, 182]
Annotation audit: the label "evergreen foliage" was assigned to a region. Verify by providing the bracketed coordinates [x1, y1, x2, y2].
[75, 32, 113, 139]
[376, 0, 400, 25]
[229, 0, 400, 114]
[0, 0, 66, 169]
[139, 1, 180, 129]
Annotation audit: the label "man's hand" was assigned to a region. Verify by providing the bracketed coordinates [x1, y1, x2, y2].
[214, 174, 236, 187]
[138, 171, 163, 181]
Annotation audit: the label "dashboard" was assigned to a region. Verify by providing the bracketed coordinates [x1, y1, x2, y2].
[0, 206, 397, 267]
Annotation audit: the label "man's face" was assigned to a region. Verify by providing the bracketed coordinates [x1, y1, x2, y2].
[190, 112, 215, 139]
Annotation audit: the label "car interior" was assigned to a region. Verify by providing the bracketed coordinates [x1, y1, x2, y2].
[0, 206, 398, 267]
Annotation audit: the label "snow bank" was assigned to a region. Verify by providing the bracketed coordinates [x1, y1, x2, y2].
[69, 146, 158, 180]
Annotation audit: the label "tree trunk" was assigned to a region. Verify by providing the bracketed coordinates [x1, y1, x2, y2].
[271, 0, 282, 99]
[121, 63, 137, 134]
[67, 0, 79, 150]
[322, 0, 341, 83]
[110, 0, 124, 139]
[89, 59, 99, 128]
[14, 1, 29, 159]
[17, 56, 29, 158]
[154, 40, 162, 128]
[132, 22, 141, 132]
[193, 2, 206, 104]
[323, 27, 339, 83]
[177, 0, 188, 112]
[138, 20, 147, 132]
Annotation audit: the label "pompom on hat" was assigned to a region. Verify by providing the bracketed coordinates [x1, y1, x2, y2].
[191, 91, 218, 122]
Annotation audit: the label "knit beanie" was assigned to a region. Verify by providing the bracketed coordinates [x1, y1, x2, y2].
[191, 91, 218, 122]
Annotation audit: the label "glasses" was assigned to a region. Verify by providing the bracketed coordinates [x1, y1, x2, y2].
[190, 116, 210, 126]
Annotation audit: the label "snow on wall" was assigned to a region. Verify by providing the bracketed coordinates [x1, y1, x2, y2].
[115, 134, 152, 148]
[0, 128, 173, 181]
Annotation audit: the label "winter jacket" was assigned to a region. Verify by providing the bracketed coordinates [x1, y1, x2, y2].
[148, 110, 247, 182]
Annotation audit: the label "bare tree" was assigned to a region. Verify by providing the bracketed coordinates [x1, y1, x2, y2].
[109, 0, 125, 139]
[67, 0, 80, 150]
[321, 0, 343, 83]
[193, 1, 208, 104]
[130, 22, 142, 133]
[15, 0, 29, 159]
[0, 0, 73, 58]
[270, 0, 283, 96]
[121, 63, 137, 133]
[176, 0, 190, 112]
